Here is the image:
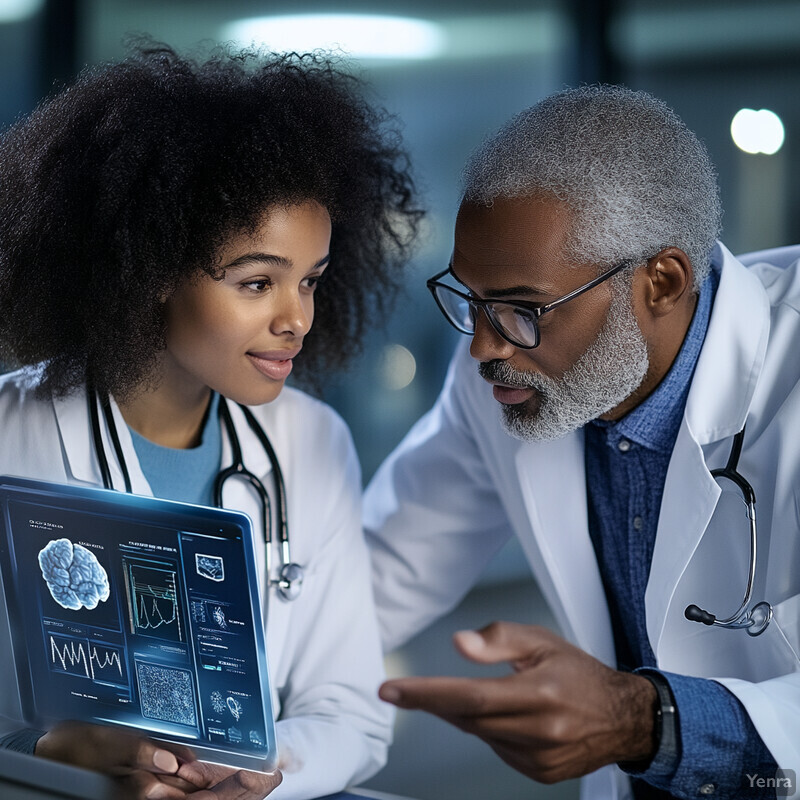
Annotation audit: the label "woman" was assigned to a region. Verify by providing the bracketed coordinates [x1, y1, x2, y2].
[0, 41, 421, 799]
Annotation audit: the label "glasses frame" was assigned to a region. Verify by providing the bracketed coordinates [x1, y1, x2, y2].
[426, 258, 638, 349]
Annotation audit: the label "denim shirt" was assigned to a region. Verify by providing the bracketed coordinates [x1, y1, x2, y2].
[584, 272, 777, 799]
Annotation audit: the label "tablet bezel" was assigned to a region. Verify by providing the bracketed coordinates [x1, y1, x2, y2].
[0, 475, 278, 773]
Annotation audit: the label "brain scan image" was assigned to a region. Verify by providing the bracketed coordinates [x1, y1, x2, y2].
[38, 538, 110, 611]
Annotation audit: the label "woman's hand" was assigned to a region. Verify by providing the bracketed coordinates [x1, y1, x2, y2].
[35, 721, 281, 799]
[177, 760, 282, 800]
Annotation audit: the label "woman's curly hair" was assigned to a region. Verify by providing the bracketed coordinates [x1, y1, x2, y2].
[0, 40, 422, 398]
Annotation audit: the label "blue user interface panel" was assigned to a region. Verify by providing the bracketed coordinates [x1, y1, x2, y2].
[0, 477, 276, 771]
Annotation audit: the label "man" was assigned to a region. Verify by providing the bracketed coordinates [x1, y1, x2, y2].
[364, 86, 800, 799]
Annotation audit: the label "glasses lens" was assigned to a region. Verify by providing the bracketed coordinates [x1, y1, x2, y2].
[490, 304, 539, 348]
[434, 285, 475, 333]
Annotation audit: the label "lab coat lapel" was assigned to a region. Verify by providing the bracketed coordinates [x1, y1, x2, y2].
[646, 243, 771, 657]
[645, 425, 720, 654]
[52, 388, 152, 494]
[515, 429, 615, 665]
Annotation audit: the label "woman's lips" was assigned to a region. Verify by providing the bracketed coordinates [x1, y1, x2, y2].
[247, 350, 299, 381]
[492, 384, 536, 405]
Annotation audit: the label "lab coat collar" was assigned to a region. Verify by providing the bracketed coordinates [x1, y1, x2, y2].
[53, 387, 152, 494]
[646, 242, 772, 654]
[53, 387, 274, 495]
[682, 241, 771, 445]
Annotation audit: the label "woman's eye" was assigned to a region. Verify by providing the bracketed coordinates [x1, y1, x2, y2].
[303, 274, 324, 290]
[242, 278, 272, 293]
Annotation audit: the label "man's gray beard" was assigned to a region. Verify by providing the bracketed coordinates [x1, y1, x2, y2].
[479, 278, 649, 442]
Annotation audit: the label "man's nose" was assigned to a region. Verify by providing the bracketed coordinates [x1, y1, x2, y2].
[469, 308, 517, 363]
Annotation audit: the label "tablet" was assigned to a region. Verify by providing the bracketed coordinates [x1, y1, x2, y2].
[0, 475, 277, 772]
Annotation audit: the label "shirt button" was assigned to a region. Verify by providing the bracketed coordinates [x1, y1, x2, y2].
[699, 784, 716, 795]
[617, 439, 631, 452]
[633, 515, 643, 530]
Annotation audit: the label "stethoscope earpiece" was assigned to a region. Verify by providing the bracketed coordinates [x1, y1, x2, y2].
[684, 604, 716, 626]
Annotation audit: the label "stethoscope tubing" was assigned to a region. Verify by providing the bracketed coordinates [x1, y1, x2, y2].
[87, 388, 302, 601]
[684, 425, 772, 637]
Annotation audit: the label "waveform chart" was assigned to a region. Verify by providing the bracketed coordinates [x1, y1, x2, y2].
[136, 662, 197, 727]
[48, 633, 127, 686]
[125, 562, 183, 642]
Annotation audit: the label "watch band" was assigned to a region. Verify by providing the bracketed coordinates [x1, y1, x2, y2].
[637, 668, 679, 766]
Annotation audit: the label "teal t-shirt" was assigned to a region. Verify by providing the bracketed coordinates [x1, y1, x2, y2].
[128, 393, 222, 506]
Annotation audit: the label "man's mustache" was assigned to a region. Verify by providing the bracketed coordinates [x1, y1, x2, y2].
[478, 359, 536, 389]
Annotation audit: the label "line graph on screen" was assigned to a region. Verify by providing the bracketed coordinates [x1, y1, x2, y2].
[47, 633, 127, 685]
[125, 562, 184, 643]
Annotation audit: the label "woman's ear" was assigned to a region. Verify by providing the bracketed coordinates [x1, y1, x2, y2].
[638, 247, 694, 318]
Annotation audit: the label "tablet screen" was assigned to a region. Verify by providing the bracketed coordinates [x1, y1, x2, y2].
[0, 477, 277, 771]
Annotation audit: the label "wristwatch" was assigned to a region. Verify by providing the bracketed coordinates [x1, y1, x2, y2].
[637, 668, 679, 767]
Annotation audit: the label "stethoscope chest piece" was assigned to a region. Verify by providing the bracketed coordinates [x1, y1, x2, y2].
[277, 563, 304, 602]
[746, 601, 773, 637]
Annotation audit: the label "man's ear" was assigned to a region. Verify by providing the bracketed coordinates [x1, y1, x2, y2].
[638, 247, 694, 317]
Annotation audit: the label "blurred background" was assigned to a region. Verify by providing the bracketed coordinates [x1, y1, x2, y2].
[1, 1, 798, 797]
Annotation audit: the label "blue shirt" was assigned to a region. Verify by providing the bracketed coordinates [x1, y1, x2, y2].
[584, 273, 777, 799]
[128, 392, 221, 506]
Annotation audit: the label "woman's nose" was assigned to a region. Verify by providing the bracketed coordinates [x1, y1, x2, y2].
[271, 290, 313, 337]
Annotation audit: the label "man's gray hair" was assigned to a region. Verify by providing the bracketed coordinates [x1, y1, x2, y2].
[462, 85, 722, 288]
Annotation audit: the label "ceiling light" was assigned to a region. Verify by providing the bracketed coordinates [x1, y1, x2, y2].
[222, 14, 445, 60]
[0, 0, 43, 23]
[731, 108, 785, 155]
[379, 344, 417, 391]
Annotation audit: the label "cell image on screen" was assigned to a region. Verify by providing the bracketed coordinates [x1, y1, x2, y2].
[136, 661, 197, 727]
[0, 479, 277, 770]
[125, 562, 184, 643]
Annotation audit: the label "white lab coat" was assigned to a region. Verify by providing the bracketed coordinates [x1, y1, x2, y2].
[364, 242, 800, 800]
[0, 374, 392, 800]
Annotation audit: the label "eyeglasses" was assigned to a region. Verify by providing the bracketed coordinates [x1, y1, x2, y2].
[426, 258, 636, 349]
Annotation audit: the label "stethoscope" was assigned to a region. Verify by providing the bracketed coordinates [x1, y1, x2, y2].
[87, 389, 304, 602]
[684, 426, 773, 636]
